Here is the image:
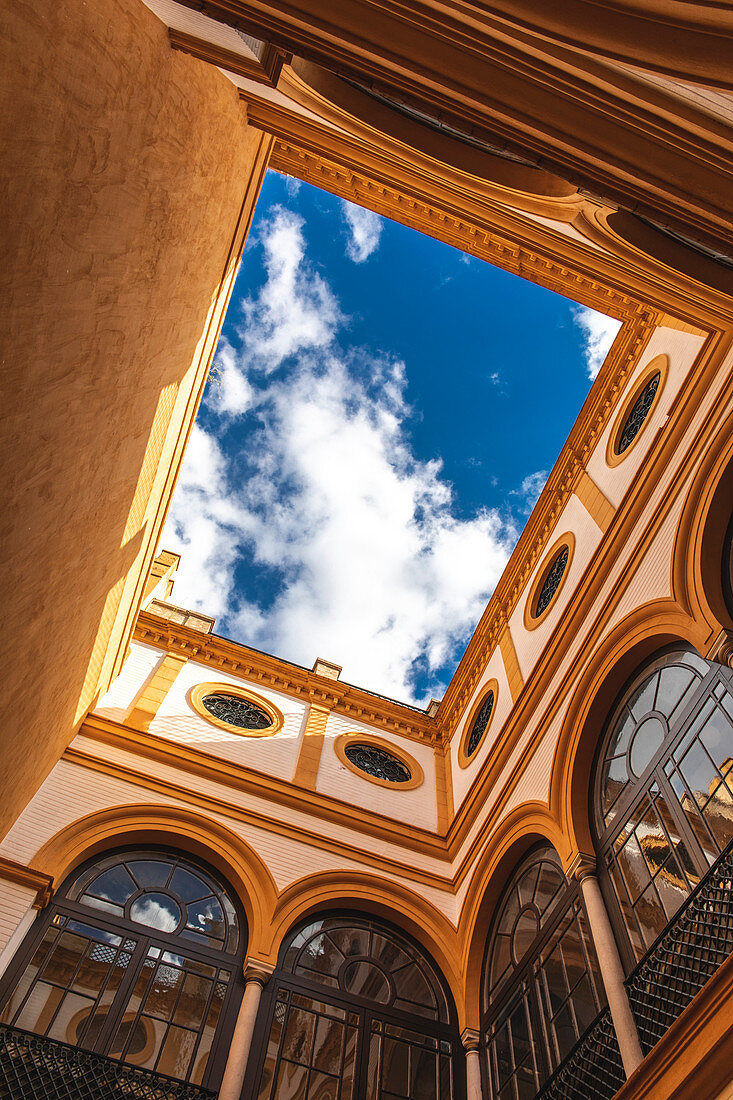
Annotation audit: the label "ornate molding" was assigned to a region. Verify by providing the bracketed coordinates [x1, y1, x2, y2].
[134, 613, 436, 744]
[460, 1026, 481, 1052]
[567, 852, 598, 883]
[244, 958, 276, 985]
[707, 628, 733, 669]
[0, 856, 54, 909]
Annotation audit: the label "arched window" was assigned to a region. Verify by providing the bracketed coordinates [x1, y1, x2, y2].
[0, 849, 245, 1088]
[249, 914, 462, 1099]
[481, 845, 605, 1098]
[594, 647, 733, 966]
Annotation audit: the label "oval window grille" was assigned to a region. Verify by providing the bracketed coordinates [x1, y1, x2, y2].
[467, 691, 494, 757]
[344, 743, 412, 783]
[535, 546, 569, 617]
[617, 371, 660, 454]
[202, 692, 272, 730]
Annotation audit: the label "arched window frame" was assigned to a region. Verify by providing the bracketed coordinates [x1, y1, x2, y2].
[592, 646, 733, 971]
[245, 911, 464, 1100]
[479, 845, 605, 1100]
[0, 846, 247, 1090]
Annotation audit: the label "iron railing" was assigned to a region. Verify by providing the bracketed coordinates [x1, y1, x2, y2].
[0, 1025, 216, 1100]
[625, 840, 733, 1054]
[536, 1007, 625, 1100]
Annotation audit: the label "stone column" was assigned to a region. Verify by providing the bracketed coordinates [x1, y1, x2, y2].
[218, 960, 274, 1100]
[461, 1028, 484, 1100]
[571, 856, 643, 1078]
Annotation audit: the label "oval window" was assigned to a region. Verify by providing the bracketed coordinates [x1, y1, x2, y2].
[617, 371, 661, 455]
[202, 692, 273, 730]
[344, 743, 412, 783]
[535, 545, 569, 617]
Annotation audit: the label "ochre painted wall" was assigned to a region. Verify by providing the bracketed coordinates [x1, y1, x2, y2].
[0, 0, 268, 838]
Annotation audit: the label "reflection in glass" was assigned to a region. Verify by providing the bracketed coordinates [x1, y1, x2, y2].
[595, 650, 733, 962]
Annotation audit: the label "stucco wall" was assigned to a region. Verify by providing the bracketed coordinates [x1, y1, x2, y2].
[0, 0, 269, 838]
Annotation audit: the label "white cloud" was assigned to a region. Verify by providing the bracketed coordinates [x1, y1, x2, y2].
[572, 306, 622, 380]
[162, 209, 515, 703]
[511, 469, 548, 516]
[341, 200, 383, 263]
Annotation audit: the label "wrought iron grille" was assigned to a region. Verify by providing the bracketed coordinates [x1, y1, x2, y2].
[0, 1025, 215, 1100]
[202, 692, 271, 730]
[617, 372, 660, 454]
[536, 1008, 625, 1100]
[343, 744, 411, 783]
[625, 841, 733, 1054]
[467, 692, 494, 757]
[535, 546, 569, 617]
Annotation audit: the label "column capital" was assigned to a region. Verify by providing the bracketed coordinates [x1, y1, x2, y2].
[243, 958, 276, 986]
[707, 628, 733, 669]
[567, 852, 597, 882]
[461, 1027, 481, 1052]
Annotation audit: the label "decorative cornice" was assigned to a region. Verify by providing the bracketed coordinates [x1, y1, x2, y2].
[134, 613, 436, 744]
[0, 856, 54, 909]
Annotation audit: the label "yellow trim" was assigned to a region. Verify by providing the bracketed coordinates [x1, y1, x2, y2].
[523, 532, 577, 631]
[575, 469, 615, 533]
[436, 740, 454, 833]
[499, 628, 524, 703]
[125, 652, 187, 733]
[294, 703, 330, 789]
[457, 680, 499, 768]
[334, 733, 425, 790]
[189, 681, 284, 737]
[605, 354, 669, 468]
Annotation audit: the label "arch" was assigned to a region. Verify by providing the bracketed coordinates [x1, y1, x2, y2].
[30, 803, 278, 960]
[550, 600, 707, 858]
[268, 870, 464, 1025]
[673, 411, 733, 631]
[459, 805, 566, 1030]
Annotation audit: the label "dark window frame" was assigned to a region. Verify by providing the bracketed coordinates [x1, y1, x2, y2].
[479, 845, 605, 1100]
[0, 845, 247, 1090]
[591, 646, 733, 972]
[243, 911, 464, 1100]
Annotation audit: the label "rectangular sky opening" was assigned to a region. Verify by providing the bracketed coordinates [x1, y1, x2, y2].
[161, 170, 621, 705]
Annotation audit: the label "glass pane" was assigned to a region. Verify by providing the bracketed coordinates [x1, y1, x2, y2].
[298, 933, 344, 978]
[654, 857, 689, 920]
[703, 775, 733, 851]
[559, 923, 586, 992]
[616, 832, 650, 902]
[411, 1046, 438, 1100]
[327, 926, 371, 959]
[172, 972, 212, 1031]
[144, 960, 185, 1020]
[282, 1006, 317, 1065]
[312, 1014, 344, 1076]
[656, 665, 696, 719]
[168, 866, 210, 902]
[677, 739, 719, 810]
[634, 882, 668, 950]
[156, 1025, 197, 1079]
[382, 1036, 409, 1094]
[341, 960, 391, 1003]
[185, 896, 225, 944]
[342, 1025, 358, 1100]
[127, 860, 171, 890]
[570, 975, 597, 1036]
[391, 962, 433, 1008]
[551, 1002, 576, 1064]
[512, 910, 539, 965]
[129, 893, 182, 932]
[15, 982, 64, 1034]
[84, 864, 137, 905]
[533, 863, 564, 920]
[371, 933, 410, 972]
[274, 1060, 308, 1099]
[308, 1069, 340, 1098]
[629, 674, 658, 721]
[46, 991, 96, 1044]
[629, 715, 666, 778]
[256, 997, 286, 1099]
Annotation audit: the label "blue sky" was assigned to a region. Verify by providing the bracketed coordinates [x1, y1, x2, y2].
[162, 170, 620, 704]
